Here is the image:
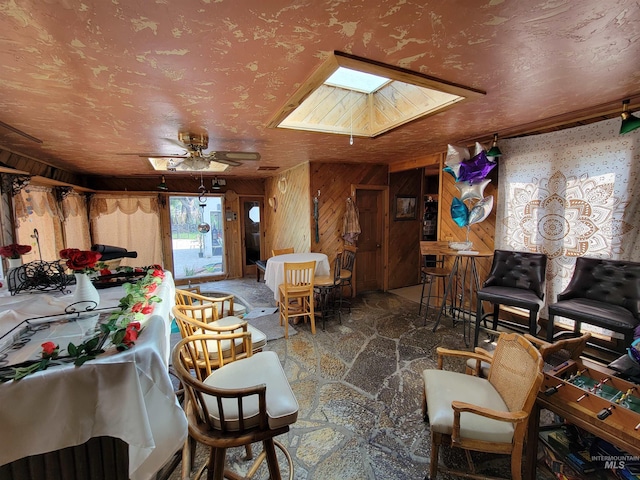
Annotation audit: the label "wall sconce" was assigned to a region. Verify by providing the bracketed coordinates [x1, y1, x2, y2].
[212, 177, 227, 190]
[157, 175, 168, 191]
[486, 133, 502, 158]
[620, 99, 640, 135]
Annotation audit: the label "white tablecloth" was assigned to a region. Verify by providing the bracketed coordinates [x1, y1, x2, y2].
[264, 252, 330, 301]
[0, 272, 187, 480]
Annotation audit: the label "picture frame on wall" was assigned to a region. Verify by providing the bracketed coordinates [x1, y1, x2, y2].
[395, 195, 417, 221]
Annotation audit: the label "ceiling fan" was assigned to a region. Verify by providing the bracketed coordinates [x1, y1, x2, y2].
[122, 132, 260, 172]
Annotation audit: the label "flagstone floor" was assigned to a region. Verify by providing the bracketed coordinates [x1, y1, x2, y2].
[167, 278, 552, 480]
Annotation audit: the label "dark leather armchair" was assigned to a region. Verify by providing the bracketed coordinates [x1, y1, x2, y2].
[546, 257, 640, 352]
[474, 250, 548, 347]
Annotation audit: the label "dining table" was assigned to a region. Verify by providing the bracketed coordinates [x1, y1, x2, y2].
[264, 252, 330, 301]
[0, 271, 187, 480]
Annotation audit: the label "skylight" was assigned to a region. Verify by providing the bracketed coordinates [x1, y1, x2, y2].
[268, 52, 485, 138]
[324, 67, 389, 94]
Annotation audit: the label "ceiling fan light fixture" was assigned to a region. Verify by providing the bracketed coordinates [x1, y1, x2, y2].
[620, 99, 640, 135]
[486, 133, 503, 157]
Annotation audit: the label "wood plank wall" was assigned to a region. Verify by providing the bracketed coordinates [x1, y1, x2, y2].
[309, 162, 388, 269]
[388, 169, 422, 289]
[264, 163, 311, 258]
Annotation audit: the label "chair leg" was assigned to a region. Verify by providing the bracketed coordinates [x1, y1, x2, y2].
[308, 296, 316, 334]
[419, 274, 427, 315]
[474, 299, 483, 347]
[491, 304, 500, 330]
[423, 277, 435, 326]
[211, 446, 226, 480]
[528, 309, 538, 336]
[429, 432, 441, 480]
[263, 438, 282, 480]
[546, 313, 555, 342]
[511, 441, 524, 480]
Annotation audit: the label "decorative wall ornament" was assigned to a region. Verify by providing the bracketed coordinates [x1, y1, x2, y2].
[54, 186, 73, 202]
[0, 174, 31, 196]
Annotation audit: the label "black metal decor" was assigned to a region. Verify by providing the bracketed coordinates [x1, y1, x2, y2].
[7, 228, 71, 295]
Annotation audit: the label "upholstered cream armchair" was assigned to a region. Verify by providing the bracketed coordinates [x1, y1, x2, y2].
[422, 333, 544, 480]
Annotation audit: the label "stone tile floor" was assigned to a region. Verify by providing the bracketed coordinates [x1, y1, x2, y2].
[168, 278, 550, 480]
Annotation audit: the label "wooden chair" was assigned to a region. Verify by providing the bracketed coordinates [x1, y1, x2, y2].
[271, 247, 294, 256]
[175, 286, 245, 318]
[172, 305, 267, 369]
[172, 334, 298, 480]
[337, 246, 356, 312]
[278, 261, 316, 338]
[422, 332, 543, 480]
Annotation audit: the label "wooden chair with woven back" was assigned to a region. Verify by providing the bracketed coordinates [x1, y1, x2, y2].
[278, 260, 316, 338]
[422, 332, 544, 480]
[172, 333, 298, 480]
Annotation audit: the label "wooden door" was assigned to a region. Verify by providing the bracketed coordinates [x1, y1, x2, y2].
[354, 188, 385, 293]
[240, 197, 264, 278]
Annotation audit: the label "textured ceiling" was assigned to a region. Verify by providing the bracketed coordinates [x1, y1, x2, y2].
[0, 0, 639, 180]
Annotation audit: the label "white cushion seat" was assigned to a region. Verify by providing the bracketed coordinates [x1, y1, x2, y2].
[423, 369, 514, 443]
[203, 351, 298, 431]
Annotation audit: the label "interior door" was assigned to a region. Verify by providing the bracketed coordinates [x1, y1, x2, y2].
[240, 198, 263, 278]
[354, 188, 385, 293]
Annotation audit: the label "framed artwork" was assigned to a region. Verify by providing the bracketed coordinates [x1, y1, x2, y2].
[395, 195, 417, 220]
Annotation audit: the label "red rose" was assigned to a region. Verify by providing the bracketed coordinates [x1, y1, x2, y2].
[122, 322, 141, 346]
[41, 341, 58, 358]
[65, 250, 102, 271]
[145, 283, 158, 295]
[152, 269, 165, 278]
[141, 305, 154, 315]
[131, 302, 144, 313]
[59, 248, 80, 259]
[99, 267, 111, 275]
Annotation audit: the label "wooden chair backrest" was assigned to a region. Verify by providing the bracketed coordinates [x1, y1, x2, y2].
[172, 335, 265, 436]
[283, 261, 315, 292]
[339, 248, 356, 273]
[488, 333, 543, 413]
[175, 288, 235, 317]
[272, 247, 294, 256]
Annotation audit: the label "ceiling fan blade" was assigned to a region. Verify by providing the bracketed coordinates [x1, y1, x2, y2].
[116, 152, 189, 158]
[163, 137, 191, 150]
[204, 151, 260, 166]
[205, 155, 242, 167]
[218, 151, 261, 161]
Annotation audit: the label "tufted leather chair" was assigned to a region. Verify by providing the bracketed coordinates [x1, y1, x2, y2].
[546, 257, 640, 352]
[474, 250, 548, 347]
